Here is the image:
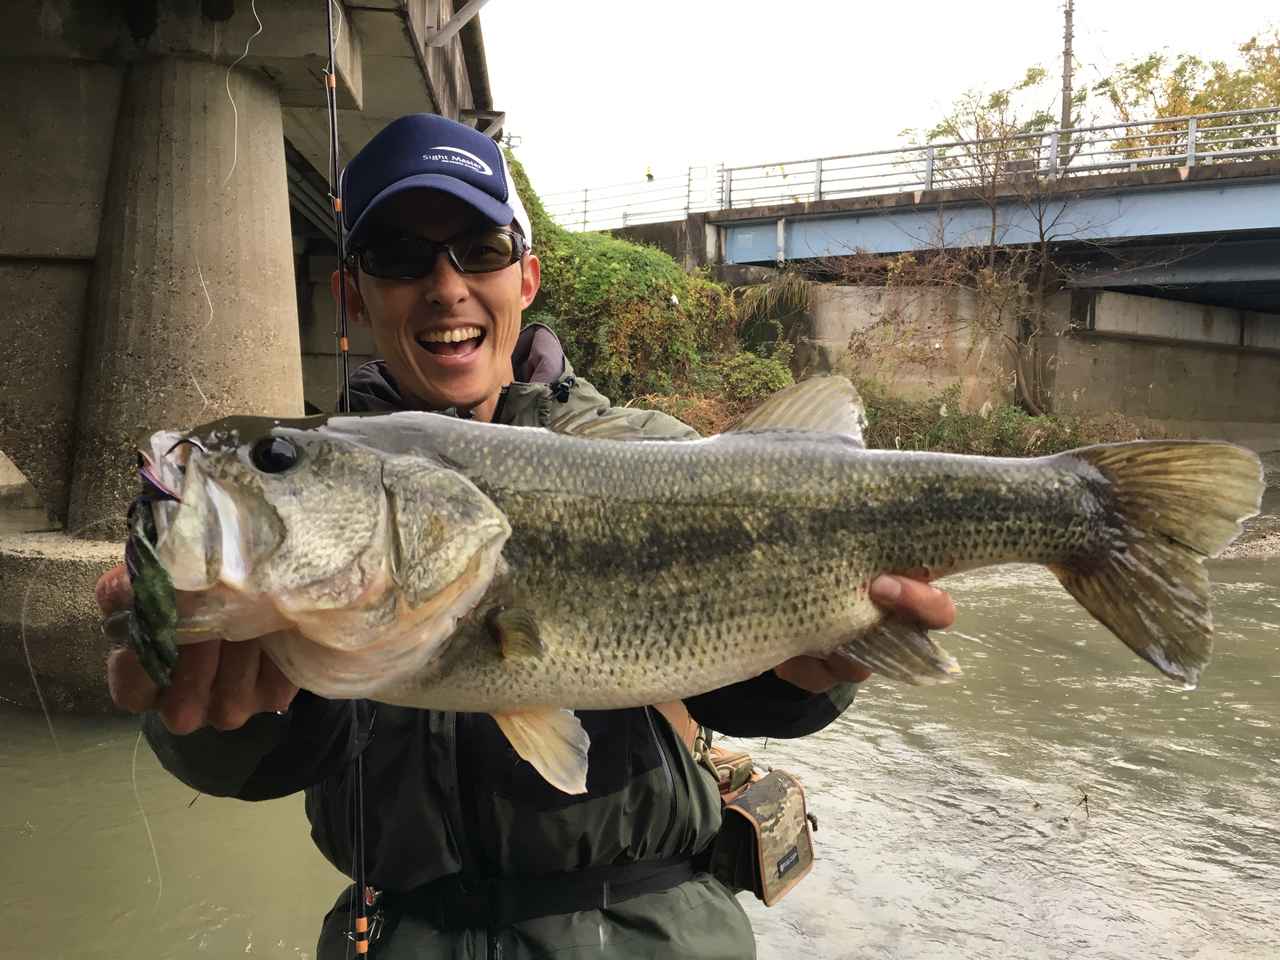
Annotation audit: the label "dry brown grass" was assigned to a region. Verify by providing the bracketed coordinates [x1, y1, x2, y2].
[629, 392, 750, 436]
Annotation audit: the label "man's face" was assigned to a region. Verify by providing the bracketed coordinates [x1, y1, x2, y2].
[342, 191, 540, 418]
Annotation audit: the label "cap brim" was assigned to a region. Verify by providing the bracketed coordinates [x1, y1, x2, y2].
[346, 173, 516, 248]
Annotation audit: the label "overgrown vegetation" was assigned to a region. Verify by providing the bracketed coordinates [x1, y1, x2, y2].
[506, 150, 792, 431]
[507, 152, 752, 401]
[859, 382, 1167, 457]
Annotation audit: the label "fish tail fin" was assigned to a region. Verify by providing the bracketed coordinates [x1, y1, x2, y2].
[1053, 440, 1263, 688]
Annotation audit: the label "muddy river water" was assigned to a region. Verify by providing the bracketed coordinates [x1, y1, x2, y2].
[2, 495, 1277, 959]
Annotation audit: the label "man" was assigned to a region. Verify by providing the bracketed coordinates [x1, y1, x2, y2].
[97, 114, 955, 958]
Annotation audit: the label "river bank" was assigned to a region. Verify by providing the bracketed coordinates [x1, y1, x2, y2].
[1221, 453, 1280, 559]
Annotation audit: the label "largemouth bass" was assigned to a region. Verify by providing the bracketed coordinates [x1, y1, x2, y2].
[129, 378, 1263, 793]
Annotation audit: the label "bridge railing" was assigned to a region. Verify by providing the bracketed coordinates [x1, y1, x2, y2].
[545, 106, 1280, 232]
[541, 168, 723, 234]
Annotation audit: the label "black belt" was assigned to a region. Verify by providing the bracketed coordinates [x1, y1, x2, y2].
[383, 856, 696, 930]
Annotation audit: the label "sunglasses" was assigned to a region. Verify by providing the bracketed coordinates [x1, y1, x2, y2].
[350, 227, 527, 280]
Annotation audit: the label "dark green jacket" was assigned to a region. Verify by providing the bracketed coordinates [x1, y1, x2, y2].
[145, 324, 857, 959]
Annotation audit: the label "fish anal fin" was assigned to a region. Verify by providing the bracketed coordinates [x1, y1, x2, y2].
[487, 607, 544, 659]
[837, 617, 961, 685]
[493, 708, 590, 795]
[729, 376, 867, 445]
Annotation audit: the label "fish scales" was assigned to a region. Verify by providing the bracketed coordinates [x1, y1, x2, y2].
[376, 428, 1112, 712]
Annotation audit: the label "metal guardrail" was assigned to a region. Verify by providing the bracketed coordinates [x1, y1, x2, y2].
[544, 106, 1280, 232]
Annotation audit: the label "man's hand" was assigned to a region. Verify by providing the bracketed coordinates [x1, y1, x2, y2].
[97, 563, 297, 734]
[774, 574, 956, 693]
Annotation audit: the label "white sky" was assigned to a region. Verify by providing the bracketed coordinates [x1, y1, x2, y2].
[483, 0, 1278, 200]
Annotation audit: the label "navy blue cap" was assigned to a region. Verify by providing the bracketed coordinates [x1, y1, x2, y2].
[340, 114, 532, 249]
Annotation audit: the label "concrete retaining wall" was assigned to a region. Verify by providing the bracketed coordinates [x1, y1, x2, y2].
[1044, 292, 1280, 450]
[799, 284, 1280, 450]
[611, 220, 690, 262]
[798, 285, 1017, 409]
[1078, 290, 1280, 350]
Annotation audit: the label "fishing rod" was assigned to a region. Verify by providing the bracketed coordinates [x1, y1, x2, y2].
[322, 2, 368, 956]
[325, 0, 354, 418]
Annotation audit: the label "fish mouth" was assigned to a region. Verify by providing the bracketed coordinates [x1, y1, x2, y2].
[139, 431, 283, 595]
[140, 431, 188, 546]
[415, 324, 486, 360]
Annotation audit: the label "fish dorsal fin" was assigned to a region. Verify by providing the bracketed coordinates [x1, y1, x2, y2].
[493, 708, 591, 795]
[729, 376, 867, 446]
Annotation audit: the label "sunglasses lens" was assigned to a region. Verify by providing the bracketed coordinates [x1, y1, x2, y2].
[357, 230, 519, 278]
[455, 230, 517, 272]
[360, 239, 433, 279]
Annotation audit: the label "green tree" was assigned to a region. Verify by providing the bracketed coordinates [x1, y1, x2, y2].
[1092, 29, 1280, 159]
[1095, 30, 1280, 118]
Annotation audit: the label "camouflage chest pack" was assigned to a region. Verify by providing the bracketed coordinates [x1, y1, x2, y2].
[701, 743, 816, 906]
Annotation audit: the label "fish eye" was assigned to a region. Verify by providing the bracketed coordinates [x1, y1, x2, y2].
[249, 437, 300, 474]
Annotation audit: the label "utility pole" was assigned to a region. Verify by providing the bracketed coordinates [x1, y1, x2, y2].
[1060, 0, 1074, 131]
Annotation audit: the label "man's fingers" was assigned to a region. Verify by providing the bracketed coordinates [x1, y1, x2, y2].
[775, 656, 843, 693]
[157, 640, 221, 735]
[207, 640, 262, 731]
[95, 563, 131, 616]
[870, 575, 956, 630]
[106, 648, 160, 713]
[256, 651, 300, 714]
[822, 655, 873, 685]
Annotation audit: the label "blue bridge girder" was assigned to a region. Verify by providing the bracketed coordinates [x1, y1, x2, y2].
[717, 165, 1280, 269]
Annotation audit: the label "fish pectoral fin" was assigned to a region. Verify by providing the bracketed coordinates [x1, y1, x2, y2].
[487, 607, 543, 659]
[837, 617, 961, 685]
[493, 708, 591, 795]
[729, 375, 867, 445]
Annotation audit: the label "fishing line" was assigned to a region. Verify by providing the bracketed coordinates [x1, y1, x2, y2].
[19, 513, 127, 758]
[222, 0, 264, 188]
[191, 255, 214, 417]
[331, 0, 344, 52]
[20, 512, 169, 915]
[132, 728, 165, 910]
[190, 373, 211, 418]
[196, 253, 214, 334]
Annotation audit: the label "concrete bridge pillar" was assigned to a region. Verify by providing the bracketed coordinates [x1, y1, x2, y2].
[66, 56, 303, 538]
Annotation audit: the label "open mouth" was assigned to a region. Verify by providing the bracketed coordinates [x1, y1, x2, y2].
[416, 325, 485, 359]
